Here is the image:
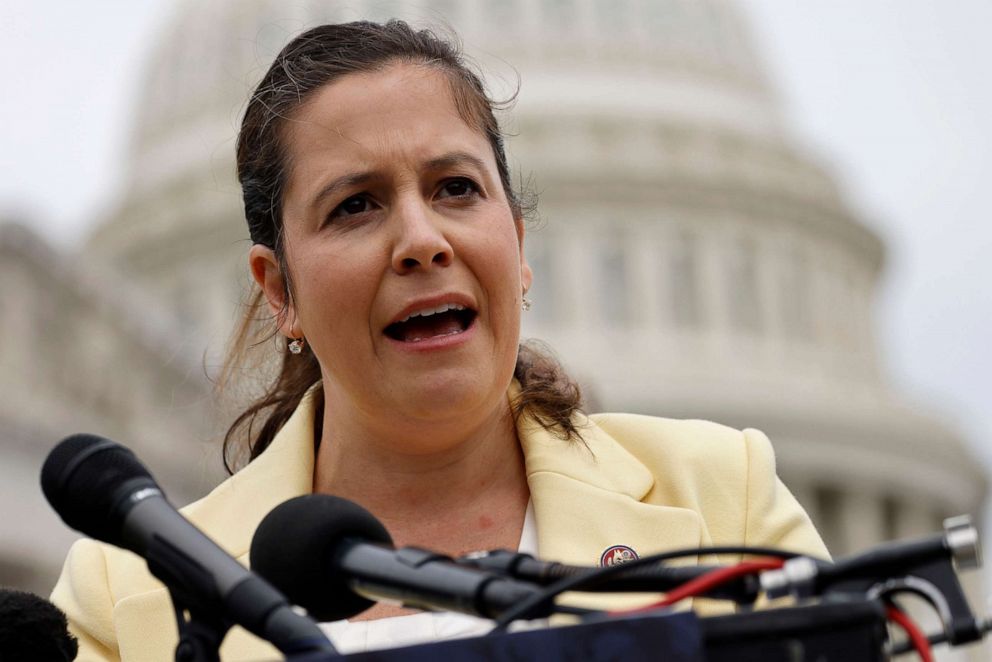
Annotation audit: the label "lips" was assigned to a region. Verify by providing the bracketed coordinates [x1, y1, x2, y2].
[384, 302, 477, 342]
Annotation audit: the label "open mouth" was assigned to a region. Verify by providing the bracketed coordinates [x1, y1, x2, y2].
[384, 303, 477, 343]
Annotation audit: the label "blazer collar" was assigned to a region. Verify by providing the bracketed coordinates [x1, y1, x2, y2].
[188, 384, 703, 605]
[517, 408, 654, 501]
[181, 388, 319, 560]
[192, 384, 705, 567]
[515, 398, 702, 575]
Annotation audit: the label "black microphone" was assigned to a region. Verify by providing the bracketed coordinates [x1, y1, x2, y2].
[251, 494, 550, 622]
[0, 589, 78, 662]
[40, 434, 334, 656]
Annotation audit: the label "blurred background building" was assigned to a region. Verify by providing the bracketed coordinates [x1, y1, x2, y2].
[1, 0, 987, 657]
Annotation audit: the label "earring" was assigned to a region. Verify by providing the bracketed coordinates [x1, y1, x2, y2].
[521, 297, 532, 312]
[288, 337, 306, 354]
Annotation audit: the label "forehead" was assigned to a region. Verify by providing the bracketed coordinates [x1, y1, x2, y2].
[282, 63, 493, 176]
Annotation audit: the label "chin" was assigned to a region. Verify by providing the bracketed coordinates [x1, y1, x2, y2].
[396, 370, 506, 423]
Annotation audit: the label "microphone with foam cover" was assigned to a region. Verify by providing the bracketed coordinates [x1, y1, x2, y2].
[251, 494, 392, 621]
[41, 433, 335, 656]
[40, 433, 157, 548]
[251, 494, 549, 622]
[0, 589, 78, 662]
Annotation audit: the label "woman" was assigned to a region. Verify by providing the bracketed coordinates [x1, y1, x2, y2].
[51, 20, 827, 660]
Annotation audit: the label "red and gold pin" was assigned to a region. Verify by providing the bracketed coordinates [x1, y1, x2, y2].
[599, 544, 639, 567]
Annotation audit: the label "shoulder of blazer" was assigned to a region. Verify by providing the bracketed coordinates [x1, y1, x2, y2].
[587, 413, 752, 471]
[585, 413, 757, 515]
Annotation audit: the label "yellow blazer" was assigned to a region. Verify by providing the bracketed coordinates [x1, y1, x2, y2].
[51, 389, 828, 661]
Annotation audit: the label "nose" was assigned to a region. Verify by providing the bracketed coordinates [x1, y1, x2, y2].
[390, 201, 453, 274]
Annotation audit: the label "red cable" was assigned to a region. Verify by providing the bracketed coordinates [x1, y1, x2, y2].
[886, 604, 934, 662]
[606, 560, 934, 662]
[609, 558, 784, 615]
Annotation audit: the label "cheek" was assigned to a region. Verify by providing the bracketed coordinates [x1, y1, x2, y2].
[490, 233, 525, 292]
[478, 232, 525, 323]
[292, 252, 375, 340]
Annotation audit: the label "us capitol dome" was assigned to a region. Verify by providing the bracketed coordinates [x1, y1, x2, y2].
[89, 0, 986, 547]
[1, 1, 986, 649]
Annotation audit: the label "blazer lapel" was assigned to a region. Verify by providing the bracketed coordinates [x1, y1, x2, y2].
[181, 389, 320, 559]
[517, 411, 703, 611]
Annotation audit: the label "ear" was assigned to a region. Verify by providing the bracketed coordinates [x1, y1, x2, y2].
[248, 244, 299, 338]
[515, 217, 533, 294]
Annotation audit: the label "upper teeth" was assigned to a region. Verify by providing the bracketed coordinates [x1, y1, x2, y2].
[398, 303, 466, 323]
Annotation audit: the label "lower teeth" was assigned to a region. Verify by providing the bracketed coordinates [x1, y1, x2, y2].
[408, 328, 463, 342]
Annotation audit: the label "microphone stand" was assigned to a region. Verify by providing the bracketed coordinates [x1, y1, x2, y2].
[168, 589, 229, 662]
[145, 541, 234, 662]
[146, 538, 337, 661]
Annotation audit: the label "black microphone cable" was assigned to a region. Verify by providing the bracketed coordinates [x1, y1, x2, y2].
[488, 545, 817, 633]
[460, 549, 777, 603]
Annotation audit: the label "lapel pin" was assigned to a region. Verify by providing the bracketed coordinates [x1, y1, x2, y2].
[600, 544, 639, 567]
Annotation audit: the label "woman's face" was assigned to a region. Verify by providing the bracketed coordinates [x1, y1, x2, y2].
[251, 63, 531, 437]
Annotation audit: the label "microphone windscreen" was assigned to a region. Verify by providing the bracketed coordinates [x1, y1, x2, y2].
[40, 433, 159, 545]
[251, 494, 393, 622]
[0, 589, 78, 662]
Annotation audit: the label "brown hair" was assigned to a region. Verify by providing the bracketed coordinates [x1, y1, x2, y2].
[221, 20, 583, 473]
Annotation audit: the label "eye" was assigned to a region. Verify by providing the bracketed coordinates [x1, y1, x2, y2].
[330, 194, 375, 219]
[437, 178, 480, 200]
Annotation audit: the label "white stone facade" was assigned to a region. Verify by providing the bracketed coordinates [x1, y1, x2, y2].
[0, 222, 216, 593]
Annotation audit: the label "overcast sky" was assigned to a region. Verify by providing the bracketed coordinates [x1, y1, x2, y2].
[2, 1, 990, 467]
[741, 0, 992, 466]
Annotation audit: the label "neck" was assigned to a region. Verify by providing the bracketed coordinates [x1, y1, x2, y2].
[312, 391, 530, 549]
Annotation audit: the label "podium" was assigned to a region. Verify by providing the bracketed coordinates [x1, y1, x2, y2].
[702, 600, 888, 662]
[287, 599, 889, 661]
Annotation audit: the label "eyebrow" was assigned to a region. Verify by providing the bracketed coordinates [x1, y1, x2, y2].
[310, 172, 376, 212]
[424, 151, 488, 174]
[309, 151, 489, 211]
